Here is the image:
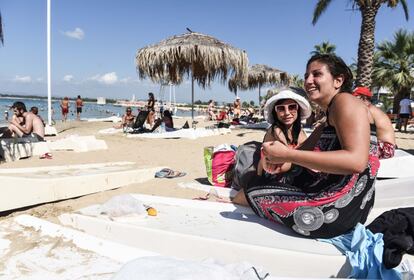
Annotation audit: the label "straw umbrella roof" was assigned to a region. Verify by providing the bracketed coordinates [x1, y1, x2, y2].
[228, 64, 289, 93]
[136, 31, 249, 88]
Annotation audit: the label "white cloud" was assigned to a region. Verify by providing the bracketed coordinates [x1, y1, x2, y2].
[88, 72, 118, 85]
[14, 75, 32, 83]
[36, 77, 44, 82]
[62, 28, 85, 40]
[63, 75, 74, 82]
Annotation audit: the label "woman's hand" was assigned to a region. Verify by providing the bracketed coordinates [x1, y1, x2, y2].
[261, 141, 290, 164]
[262, 160, 283, 174]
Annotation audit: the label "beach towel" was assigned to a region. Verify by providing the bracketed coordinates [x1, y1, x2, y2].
[204, 144, 237, 188]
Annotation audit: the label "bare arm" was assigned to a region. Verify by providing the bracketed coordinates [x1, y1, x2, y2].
[12, 114, 33, 134]
[263, 94, 370, 175]
[370, 106, 395, 145]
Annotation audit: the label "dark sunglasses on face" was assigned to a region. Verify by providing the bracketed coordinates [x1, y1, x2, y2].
[275, 103, 298, 113]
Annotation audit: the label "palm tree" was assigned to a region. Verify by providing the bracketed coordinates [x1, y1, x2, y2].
[0, 11, 3, 45]
[372, 29, 414, 113]
[311, 41, 336, 55]
[291, 74, 305, 88]
[312, 0, 409, 88]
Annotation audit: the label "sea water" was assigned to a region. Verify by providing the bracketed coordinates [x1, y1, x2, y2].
[0, 97, 203, 126]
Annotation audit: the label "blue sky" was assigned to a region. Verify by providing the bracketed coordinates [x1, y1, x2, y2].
[0, 0, 412, 104]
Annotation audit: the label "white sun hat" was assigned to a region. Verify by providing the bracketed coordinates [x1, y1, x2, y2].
[264, 88, 312, 123]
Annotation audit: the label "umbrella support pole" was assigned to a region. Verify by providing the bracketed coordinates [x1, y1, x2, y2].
[258, 85, 261, 117]
[191, 77, 195, 126]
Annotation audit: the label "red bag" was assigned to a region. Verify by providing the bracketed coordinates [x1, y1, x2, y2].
[204, 144, 236, 187]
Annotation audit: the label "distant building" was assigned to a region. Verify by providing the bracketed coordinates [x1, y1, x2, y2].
[97, 97, 106, 105]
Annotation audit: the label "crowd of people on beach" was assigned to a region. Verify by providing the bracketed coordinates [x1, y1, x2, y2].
[114, 92, 178, 133]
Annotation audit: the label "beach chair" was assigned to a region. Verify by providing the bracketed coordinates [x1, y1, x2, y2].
[132, 110, 149, 129]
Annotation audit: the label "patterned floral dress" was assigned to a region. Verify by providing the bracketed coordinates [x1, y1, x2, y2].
[245, 123, 380, 238]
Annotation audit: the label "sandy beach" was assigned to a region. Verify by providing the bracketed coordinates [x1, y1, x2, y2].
[1, 118, 414, 222]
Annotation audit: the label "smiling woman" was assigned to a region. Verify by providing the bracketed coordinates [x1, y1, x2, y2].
[233, 54, 380, 239]
[258, 87, 311, 175]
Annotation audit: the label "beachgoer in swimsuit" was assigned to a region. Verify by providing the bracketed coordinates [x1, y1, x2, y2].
[353, 86, 396, 159]
[233, 97, 241, 118]
[163, 110, 174, 132]
[232, 54, 379, 238]
[4, 101, 45, 141]
[60, 97, 70, 122]
[207, 100, 216, 120]
[146, 92, 155, 128]
[118, 107, 135, 129]
[30, 106, 46, 127]
[76, 95, 83, 121]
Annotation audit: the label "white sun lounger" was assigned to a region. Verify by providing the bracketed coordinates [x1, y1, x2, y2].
[0, 162, 163, 212]
[2, 215, 310, 280]
[126, 128, 231, 140]
[0, 214, 156, 279]
[59, 196, 347, 278]
[82, 116, 122, 123]
[47, 135, 108, 152]
[59, 176, 414, 278]
[378, 149, 414, 178]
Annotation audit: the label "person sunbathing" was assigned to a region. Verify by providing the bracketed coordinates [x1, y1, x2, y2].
[30, 106, 46, 127]
[257, 87, 311, 175]
[115, 107, 135, 129]
[4, 101, 45, 141]
[231, 54, 379, 239]
[352, 86, 396, 159]
[162, 110, 175, 131]
[216, 107, 229, 122]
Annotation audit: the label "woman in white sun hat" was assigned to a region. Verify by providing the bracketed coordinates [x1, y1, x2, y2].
[259, 87, 311, 175]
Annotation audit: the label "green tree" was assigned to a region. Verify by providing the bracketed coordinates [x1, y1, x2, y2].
[311, 41, 336, 55]
[249, 100, 255, 107]
[312, 0, 409, 88]
[291, 74, 304, 88]
[372, 29, 414, 113]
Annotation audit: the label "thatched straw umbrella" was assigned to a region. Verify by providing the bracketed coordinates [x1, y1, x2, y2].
[229, 64, 289, 114]
[136, 30, 249, 122]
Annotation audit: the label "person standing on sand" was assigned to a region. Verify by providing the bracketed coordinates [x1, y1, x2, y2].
[233, 96, 241, 118]
[60, 97, 70, 122]
[353, 86, 396, 159]
[207, 100, 216, 120]
[399, 97, 412, 133]
[76, 95, 83, 121]
[146, 92, 155, 128]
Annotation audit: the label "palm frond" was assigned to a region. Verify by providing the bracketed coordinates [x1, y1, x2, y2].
[312, 0, 334, 25]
